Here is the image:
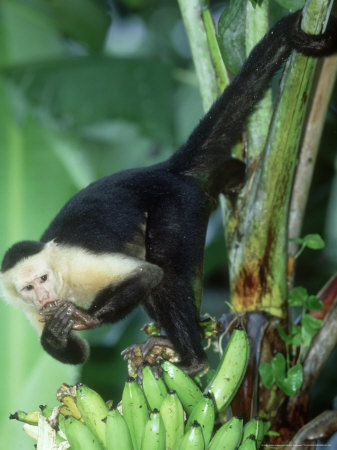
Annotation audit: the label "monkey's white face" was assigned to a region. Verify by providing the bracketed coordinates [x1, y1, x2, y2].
[11, 253, 62, 309]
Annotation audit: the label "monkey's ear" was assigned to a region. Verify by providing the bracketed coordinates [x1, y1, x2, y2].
[45, 240, 59, 254]
[46, 240, 57, 249]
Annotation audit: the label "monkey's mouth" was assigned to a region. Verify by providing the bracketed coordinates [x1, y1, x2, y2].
[39, 299, 61, 312]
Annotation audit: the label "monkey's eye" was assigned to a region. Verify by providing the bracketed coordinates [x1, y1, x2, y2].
[40, 274, 48, 282]
[24, 285, 34, 291]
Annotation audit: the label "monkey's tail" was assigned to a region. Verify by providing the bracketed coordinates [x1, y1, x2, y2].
[168, 10, 337, 190]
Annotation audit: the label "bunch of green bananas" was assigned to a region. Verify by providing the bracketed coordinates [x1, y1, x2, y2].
[11, 328, 267, 449]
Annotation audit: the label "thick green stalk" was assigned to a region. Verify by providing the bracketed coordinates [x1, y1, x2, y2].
[227, 0, 334, 317]
[177, 0, 219, 110]
[201, 3, 229, 93]
[288, 55, 337, 266]
[245, 0, 272, 159]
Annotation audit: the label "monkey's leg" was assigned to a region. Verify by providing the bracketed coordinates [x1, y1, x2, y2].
[144, 194, 210, 374]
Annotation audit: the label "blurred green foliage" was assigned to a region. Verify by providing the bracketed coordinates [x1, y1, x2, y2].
[0, 0, 336, 448]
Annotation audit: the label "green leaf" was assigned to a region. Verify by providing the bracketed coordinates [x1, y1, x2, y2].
[302, 314, 322, 334]
[0, 0, 64, 67]
[263, 421, 271, 434]
[301, 314, 322, 349]
[266, 431, 281, 436]
[288, 287, 308, 306]
[218, 0, 247, 74]
[278, 364, 303, 396]
[287, 364, 303, 390]
[258, 362, 275, 389]
[272, 0, 305, 12]
[276, 324, 301, 346]
[302, 234, 325, 250]
[271, 353, 286, 379]
[10, 57, 174, 143]
[301, 328, 313, 349]
[289, 325, 302, 347]
[45, 0, 110, 52]
[306, 295, 324, 311]
[277, 325, 290, 344]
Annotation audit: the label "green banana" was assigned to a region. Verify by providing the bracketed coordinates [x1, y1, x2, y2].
[159, 390, 184, 450]
[9, 410, 40, 425]
[208, 416, 243, 450]
[76, 383, 109, 447]
[61, 394, 82, 420]
[206, 328, 250, 412]
[179, 421, 205, 450]
[58, 412, 67, 436]
[141, 409, 166, 450]
[142, 365, 167, 410]
[185, 394, 215, 446]
[242, 418, 264, 448]
[161, 361, 204, 414]
[238, 435, 257, 450]
[105, 408, 133, 450]
[39, 405, 53, 418]
[122, 377, 149, 450]
[63, 415, 104, 450]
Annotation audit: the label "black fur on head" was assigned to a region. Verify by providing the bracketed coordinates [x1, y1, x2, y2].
[1, 241, 45, 273]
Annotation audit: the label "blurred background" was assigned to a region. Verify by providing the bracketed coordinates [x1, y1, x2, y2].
[0, 0, 336, 447]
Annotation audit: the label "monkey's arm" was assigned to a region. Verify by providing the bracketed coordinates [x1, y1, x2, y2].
[39, 260, 163, 364]
[139, 189, 211, 374]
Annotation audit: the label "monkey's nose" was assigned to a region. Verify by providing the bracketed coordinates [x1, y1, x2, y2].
[36, 289, 50, 306]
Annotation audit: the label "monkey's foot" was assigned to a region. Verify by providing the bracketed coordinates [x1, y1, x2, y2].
[178, 359, 209, 376]
[121, 336, 181, 378]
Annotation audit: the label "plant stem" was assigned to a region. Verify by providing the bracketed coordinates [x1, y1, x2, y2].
[177, 0, 219, 111]
[227, 0, 334, 318]
[288, 54, 337, 265]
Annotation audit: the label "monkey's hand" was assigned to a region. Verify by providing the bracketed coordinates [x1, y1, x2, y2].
[40, 301, 90, 364]
[40, 300, 101, 331]
[41, 302, 75, 349]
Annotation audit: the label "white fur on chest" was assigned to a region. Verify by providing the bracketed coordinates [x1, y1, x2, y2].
[53, 244, 144, 308]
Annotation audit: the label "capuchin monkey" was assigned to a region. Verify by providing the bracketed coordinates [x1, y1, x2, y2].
[1, 11, 337, 374]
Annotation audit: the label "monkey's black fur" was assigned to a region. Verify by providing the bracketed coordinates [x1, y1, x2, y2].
[1, 241, 45, 272]
[2, 11, 337, 372]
